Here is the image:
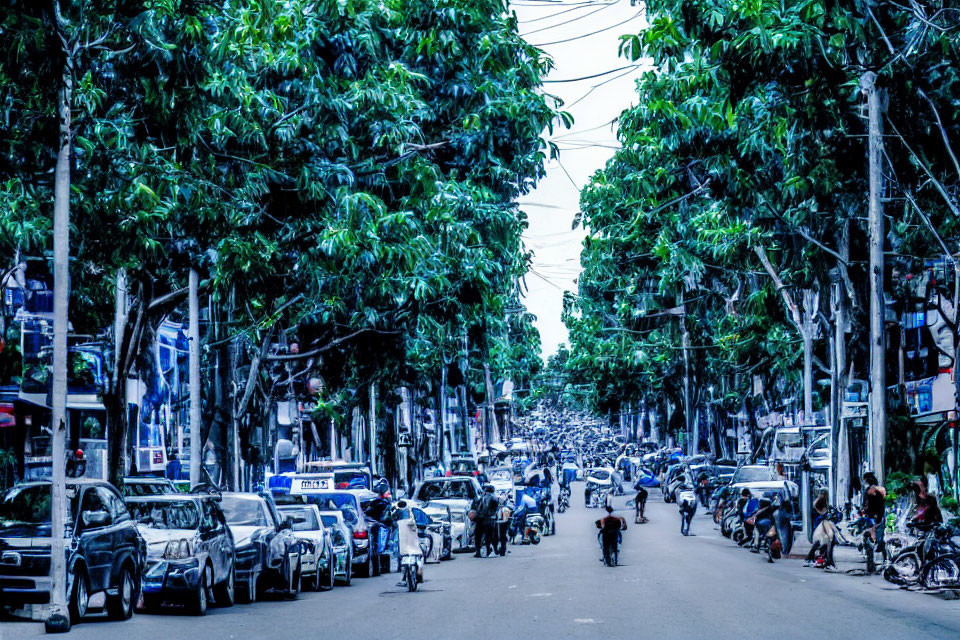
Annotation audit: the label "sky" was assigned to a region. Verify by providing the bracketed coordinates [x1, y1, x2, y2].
[510, 0, 649, 359]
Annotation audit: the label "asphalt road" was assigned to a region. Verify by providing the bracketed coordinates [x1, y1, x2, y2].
[5, 490, 960, 640]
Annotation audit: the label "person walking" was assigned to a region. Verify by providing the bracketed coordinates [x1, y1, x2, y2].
[496, 496, 513, 556]
[473, 485, 498, 558]
[862, 471, 887, 570]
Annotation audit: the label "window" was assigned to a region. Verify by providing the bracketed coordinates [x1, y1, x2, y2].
[220, 497, 270, 527]
[129, 500, 200, 530]
[100, 487, 129, 524]
[78, 487, 109, 529]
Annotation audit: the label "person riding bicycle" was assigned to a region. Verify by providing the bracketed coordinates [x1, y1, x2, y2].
[595, 505, 627, 566]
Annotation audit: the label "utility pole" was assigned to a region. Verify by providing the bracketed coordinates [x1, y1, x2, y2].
[368, 384, 377, 474]
[45, 42, 73, 633]
[188, 269, 201, 488]
[680, 305, 693, 453]
[863, 72, 887, 482]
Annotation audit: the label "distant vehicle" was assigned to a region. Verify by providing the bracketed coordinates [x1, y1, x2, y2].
[420, 503, 454, 560]
[126, 494, 235, 614]
[219, 492, 302, 603]
[120, 476, 178, 498]
[277, 504, 335, 591]
[301, 461, 373, 490]
[317, 510, 353, 585]
[0, 479, 146, 625]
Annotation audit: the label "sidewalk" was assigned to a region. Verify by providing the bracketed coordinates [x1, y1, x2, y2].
[788, 534, 960, 600]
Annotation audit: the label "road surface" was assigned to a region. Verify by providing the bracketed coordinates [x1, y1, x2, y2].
[5, 491, 960, 640]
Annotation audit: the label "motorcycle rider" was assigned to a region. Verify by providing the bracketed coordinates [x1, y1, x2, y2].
[677, 482, 698, 536]
[595, 505, 627, 566]
[749, 495, 778, 563]
[511, 491, 539, 541]
[634, 484, 648, 523]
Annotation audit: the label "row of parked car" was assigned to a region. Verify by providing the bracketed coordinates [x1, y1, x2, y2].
[0, 468, 498, 627]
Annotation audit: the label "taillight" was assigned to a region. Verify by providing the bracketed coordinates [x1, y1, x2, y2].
[473, 471, 480, 476]
[445, 471, 452, 477]
[353, 529, 368, 540]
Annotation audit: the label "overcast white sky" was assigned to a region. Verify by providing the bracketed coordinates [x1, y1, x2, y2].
[511, 0, 648, 359]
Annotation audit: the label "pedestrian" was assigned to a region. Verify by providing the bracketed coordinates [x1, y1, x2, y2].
[496, 496, 513, 556]
[165, 450, 182, 480]
[862, 471, 887, 568]
[634, 484, 648, 523]
[677, 483, 698, 536]
[473, 484, 498, 558]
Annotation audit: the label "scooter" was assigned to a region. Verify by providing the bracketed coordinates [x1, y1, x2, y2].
[397, 517, 425, 592]
[557, 486, 571, 513]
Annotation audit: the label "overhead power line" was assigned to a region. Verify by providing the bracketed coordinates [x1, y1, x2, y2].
[517, 1, 615, 24]
[566, 64, 642, 108]
[543, 64, 639, 83]
[531, 10, 644, 47]
[520, 0, 621, 37]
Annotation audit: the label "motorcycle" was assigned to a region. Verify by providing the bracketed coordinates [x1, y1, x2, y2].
[397, 517, 425, 592]
[523, 513, 546, 545]
[558, 486, 571, 513]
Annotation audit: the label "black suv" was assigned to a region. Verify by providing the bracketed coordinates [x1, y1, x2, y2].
[0, 479, 146, 624]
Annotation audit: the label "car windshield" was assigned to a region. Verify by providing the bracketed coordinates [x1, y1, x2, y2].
[220, 496, 270, 527]
[334, 471, 368, 489]
[489, 470, 512, 482]
[307, 494, 360, 524]
[279, 507, 319, 531]
[589, 470, 611, 481]
[417, 481, 476, 501]
[122, 482, 172, 497]
[0, 485, 75, 525]
[128, 500, 199, 530]
[734, 467, 779, 483]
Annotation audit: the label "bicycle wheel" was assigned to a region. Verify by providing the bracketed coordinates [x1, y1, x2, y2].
[883, 551, 921, 586]
[920, 555, 960, 591]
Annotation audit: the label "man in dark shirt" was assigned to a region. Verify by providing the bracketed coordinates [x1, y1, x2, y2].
[473, 485, 499, 558]
[862, 472, 887, 567]
[595, 506, 627, 566]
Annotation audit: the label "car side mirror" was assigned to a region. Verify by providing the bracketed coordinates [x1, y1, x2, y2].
[82, 510, 111, 528]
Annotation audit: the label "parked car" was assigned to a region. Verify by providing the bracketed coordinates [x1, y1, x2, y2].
[0, 479, 146, 625]
[317, 510, 353, 586]
[413, 477, 480, 550]
[486, 467, 515, 501]
[426, 500, 473, 552]
[293, 489, 382, 577]
[277, 504, 335, 591]
[120, 477, 178, 498]
[125, 494, 235, 614]
[420, 503, 453, 560]
[219, 492, 302, 603]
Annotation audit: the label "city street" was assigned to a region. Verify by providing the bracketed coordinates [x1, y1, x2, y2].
[5, 494, 960, 640]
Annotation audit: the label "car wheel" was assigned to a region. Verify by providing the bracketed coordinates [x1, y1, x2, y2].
[214, 565, 235, 607]
[107, 563, 136, 620]
[325, 560, 335, 590]
[191, 564, 211, 616]
[69, 567, 90, 625]
[141, 594, 162, 613]
[342, 558, 352, 586]
[238, 572, 257, 604]
[285, 556, 301, 600]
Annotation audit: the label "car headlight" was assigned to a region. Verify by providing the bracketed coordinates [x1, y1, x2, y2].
[162, 539, 194, 560]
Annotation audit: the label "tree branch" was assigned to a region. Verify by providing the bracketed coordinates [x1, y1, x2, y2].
[918, 88, 960, 181]
[264, 328, 401, 361]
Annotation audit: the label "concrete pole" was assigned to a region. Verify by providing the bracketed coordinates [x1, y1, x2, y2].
[862, 72, 887, 482]
[368, 384, 377, 474]
[46, 58, 73, 632]
[188, 269, 201, 488]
